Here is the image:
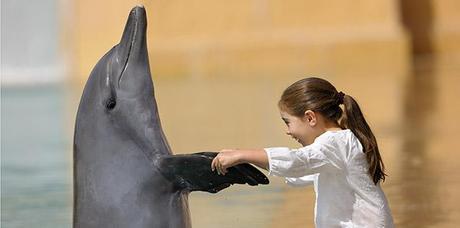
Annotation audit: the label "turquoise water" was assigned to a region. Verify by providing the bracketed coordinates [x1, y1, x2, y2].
[1, 85, 72, 227]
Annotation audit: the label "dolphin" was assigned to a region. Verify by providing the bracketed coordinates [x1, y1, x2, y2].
[73, 5, 268, 228]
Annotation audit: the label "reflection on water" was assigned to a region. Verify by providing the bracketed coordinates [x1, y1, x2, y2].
[1, 86, 72, 227]
[2, 56, 460, 227]
[398, 57, 443, 226]
[384, 56, 460, 227]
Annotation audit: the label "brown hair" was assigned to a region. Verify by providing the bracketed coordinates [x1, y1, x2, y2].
[279, 77, 386, 184]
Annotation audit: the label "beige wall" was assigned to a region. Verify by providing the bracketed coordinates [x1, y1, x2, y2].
[431, 0, 460, 56]
[72, 0, 410, 82]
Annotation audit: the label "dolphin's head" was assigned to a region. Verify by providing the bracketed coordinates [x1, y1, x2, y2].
[76, 6, 171, 156]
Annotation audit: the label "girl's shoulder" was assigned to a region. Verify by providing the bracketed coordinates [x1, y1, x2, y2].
[316, 129, 362, 154]
[316, 129, 353, 143]
[312, 129, 361, 166]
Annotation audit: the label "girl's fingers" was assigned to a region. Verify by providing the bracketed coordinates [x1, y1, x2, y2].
[212, 152, 233, 175]
[212, 158, 221, 174]
[222, 162, 229, 175]
[219, 161, 226, 175]
[221, 163, 228, 175]
[217, 161, 223, 175]
[219, 164, 224, 175]
[211, 157, 217, 171]
[212, 156, 222, 175]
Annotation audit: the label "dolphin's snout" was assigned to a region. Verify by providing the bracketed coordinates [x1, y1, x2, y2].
[116, 5, 148, 88]
[120, 5, 147, 49]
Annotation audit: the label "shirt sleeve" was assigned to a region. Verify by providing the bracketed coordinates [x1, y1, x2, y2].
[264, 136, 343, 178]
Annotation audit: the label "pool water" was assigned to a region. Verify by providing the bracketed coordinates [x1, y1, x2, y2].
[2, 86, 72, 227]
[2, 56, 460, 227]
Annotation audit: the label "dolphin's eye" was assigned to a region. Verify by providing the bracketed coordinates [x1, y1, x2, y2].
[106, 98, 116, 110]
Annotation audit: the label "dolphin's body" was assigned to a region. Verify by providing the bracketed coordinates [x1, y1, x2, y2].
[73, 6, 268, 228]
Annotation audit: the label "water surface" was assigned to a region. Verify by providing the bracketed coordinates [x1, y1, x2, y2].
[2, 57, 460, 227]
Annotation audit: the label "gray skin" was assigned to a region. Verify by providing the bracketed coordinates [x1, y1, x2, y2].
[73, 6, 268, 228]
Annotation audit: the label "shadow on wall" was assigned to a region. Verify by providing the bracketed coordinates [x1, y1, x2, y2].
[399, 0, 434, 54]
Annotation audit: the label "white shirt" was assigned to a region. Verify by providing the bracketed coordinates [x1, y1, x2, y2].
[265, 129, 394, 228]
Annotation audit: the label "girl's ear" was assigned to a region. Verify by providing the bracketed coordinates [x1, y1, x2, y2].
[304, 110, 317, 126]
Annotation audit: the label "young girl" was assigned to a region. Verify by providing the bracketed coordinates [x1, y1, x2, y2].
[211, 77, 394, 227]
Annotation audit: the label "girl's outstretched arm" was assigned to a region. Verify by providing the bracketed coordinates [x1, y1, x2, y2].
[211, 149, 268, 175]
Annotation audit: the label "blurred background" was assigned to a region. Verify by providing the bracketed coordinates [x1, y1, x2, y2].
[2, 0, 460, 227]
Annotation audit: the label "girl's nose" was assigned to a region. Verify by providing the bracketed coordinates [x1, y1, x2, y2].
[286, 130, 291, 136]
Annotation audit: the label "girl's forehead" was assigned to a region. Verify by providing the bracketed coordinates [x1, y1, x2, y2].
[280, 110, 295, 119]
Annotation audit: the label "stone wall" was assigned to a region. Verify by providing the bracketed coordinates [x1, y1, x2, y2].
[72, 0, 410, 81]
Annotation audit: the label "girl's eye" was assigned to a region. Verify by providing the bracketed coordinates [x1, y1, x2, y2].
[281, 118, 289, 126]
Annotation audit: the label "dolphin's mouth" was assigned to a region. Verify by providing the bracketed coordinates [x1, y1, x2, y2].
[116, 6, 146, 88]
[117, 23, 136, 87]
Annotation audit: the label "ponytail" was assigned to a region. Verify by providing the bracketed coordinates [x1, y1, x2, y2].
[340, 95, 386, 184]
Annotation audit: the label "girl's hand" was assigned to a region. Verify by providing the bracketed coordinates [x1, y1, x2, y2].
[211, 149, 242, 175]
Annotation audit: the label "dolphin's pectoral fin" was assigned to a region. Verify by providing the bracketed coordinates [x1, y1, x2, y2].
[156, 152, 269, 193]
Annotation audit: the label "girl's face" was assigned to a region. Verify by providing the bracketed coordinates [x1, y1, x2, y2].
[280, 110, 317, 146]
